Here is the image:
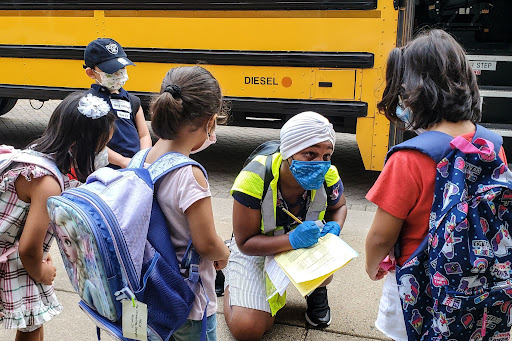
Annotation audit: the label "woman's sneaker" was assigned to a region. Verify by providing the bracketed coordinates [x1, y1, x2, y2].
[305, 286, 331, 328]
[215, 270, 225, 297]
[215, 239, 231, 297]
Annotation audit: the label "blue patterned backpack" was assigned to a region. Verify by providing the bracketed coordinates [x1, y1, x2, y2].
[388, 125, 512, 341]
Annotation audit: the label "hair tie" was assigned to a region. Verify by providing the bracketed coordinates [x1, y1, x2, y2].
[77, 94, 111, 119]
[164, 84, 182, 98]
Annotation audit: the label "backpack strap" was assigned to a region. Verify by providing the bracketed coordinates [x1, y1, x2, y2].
[127, 148, 151, 168]
[387, 131, 454, 164]
[473, 124, 503, 154]
[0, 146, 65, 191]
[147, 151, 207, 184]
[387, 124, 503, 164]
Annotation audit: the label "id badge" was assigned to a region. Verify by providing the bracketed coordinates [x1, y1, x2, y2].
[117, 111, 131, 119]
[111, 99, 132, 113]
[122, 299, 148, 341]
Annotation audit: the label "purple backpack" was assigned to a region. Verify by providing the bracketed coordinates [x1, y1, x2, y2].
[47, 149, 208, 341]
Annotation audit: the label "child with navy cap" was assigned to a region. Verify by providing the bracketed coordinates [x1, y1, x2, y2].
[84, 38, 151, 169]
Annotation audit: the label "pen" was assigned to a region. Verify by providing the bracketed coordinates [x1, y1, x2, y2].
[281, 207, 303, 224]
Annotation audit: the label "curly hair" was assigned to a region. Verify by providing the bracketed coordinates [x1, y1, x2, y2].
[377, 29, 481, 130]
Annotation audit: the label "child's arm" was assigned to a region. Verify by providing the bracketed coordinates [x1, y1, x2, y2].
[365, 207, 403, 281]
[134, 106, 152, 150]
[185, 167, 229, 263]
[107, 148, 131, 169]
[15, 175, 60, 285]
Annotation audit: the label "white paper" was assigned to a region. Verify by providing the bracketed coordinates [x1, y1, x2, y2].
[122, 300, 148, 341]
[265, 255, 290, 297]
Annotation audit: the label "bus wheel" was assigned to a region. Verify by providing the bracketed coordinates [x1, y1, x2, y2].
[0, 98, 17, 116]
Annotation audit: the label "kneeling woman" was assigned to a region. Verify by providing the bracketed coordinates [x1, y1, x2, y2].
[223, 111, 347, 340]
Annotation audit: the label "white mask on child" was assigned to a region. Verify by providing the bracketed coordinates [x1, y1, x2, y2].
[95, 68, 129, 92]
[190, 118, 217, 154]
[94, 147, 109, 170]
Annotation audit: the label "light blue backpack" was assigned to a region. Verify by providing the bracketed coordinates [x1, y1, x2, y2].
[47, 149, 208, 341]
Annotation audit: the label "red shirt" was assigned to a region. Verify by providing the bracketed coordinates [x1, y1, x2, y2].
[366, 132, 508, 266]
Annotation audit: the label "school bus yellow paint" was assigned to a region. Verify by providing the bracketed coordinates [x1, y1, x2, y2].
[0, 1, 401, 171]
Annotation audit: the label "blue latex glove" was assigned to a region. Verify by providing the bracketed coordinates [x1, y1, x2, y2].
[289, 221, 320, 249]
[320, 221, 341, 237]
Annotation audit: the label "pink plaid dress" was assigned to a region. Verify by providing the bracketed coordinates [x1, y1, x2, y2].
[0, 160, 68, 331]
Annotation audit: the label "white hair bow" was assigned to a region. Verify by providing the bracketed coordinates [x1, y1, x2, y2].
[77, 94, 110, 119]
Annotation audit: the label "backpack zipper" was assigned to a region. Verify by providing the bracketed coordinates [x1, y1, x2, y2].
[52, 196, 115, 278]
[68, 189, 139, 292]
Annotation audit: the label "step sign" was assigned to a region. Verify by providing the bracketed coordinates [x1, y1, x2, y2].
[470, 61, 497, 71]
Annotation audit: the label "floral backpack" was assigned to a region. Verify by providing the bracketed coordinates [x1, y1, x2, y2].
[388, 125, 512, 341]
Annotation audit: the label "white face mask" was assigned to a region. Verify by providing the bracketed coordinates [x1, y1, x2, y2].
[94, 147, 109, 170]
[95, 68, 129, 91]
[190, 118, 217, 154]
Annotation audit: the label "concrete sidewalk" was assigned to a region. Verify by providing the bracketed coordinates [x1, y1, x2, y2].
[0, 198, 389, 341]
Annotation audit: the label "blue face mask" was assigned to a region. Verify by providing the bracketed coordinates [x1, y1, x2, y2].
[396, 105, 426, 134]
[288, 159, 331, 190]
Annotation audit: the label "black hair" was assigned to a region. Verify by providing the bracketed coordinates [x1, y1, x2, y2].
[30, 91, 116, 182]
[377, 29, 481, 130]
[150, 66, 228, 139]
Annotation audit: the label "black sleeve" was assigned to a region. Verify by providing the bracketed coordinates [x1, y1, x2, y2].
[129, 93, 141, 121]
[232, 191, 262, 210]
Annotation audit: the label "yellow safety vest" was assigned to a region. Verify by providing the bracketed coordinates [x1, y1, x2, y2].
[231, 152, 341, 315]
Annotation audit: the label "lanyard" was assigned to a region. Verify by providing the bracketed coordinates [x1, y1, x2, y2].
[276, 184, 311, 233]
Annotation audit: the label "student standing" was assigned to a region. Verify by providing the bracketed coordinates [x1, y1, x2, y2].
[365, 29, 508, 340]
[144, 66, 230, 340]
[84, 38, 151, 168]
[0, 92, 116, 341]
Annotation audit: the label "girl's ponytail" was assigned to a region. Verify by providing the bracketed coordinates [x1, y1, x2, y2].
[150, 89, 184, 140]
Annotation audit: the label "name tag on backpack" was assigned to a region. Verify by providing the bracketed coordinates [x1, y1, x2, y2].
[122, 300, 148, 341]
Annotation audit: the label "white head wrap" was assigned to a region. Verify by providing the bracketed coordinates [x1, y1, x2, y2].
[280, 111, 336, 159]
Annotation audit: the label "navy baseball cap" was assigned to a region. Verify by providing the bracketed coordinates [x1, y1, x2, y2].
[84, 38, 135, 74]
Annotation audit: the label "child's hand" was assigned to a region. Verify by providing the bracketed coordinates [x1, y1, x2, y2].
[214, 259, 228, 270]
[366, 264, 388, 281]
[38, 254, 56, 285]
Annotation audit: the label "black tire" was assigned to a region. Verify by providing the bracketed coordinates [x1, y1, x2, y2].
[0, 98, 17, 116]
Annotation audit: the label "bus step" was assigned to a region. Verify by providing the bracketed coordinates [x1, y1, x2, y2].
[480, 123, 512, 137]
[479, 86, 512, 99]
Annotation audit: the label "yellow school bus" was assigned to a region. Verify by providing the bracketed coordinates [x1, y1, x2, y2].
[0, 1, 510, 170]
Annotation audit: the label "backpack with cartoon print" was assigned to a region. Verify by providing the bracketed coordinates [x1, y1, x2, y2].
[388, 125, 512, 341]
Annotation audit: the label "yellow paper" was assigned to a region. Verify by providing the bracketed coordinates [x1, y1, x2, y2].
[282, 266, 340, 296]
[274, 234, 358, 295]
